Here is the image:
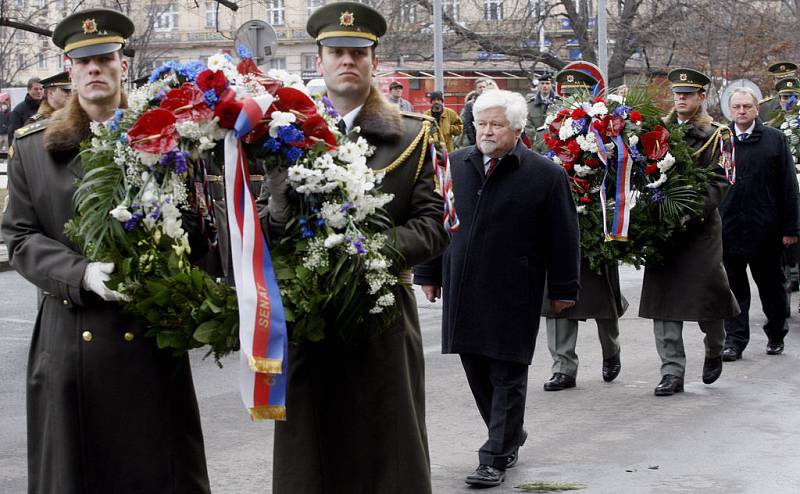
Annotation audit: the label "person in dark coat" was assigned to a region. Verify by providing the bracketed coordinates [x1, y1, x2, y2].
[720, 87, 800, 360]
[7, 77, 43, 144]
[1, 9, 210, 493]
[542, 261, 627, 390]
[524, 73, 559, 142]
[416, 89, 580, 487]
[639, 68, 740, 396]
[266, 4, 450, 493]
[759, 61, 797, 126]
[0, 93, 11, 151]
[461, 77, 498, 146]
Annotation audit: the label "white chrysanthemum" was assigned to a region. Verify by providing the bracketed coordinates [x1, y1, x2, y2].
[269, 111, 297, 137]
[628, 135, 639, 147]
[576, 134, 599, 153]
[607, 94, 624, 104]
[323, 233, 346, 249]
[576, 205, 587, 214]
[646, 173, 668, 189]
[574, 164, 597, 177]
[785, 129, 794, 136]
[109, 205, 132, 222]
[207, 53, 233, 72]
[657, 152, 676, 172]
[588, 102, 608, 117]
[558, 118, 576, 140]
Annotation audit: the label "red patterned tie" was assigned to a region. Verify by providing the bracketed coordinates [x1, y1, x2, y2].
[486, 157, 499, 177]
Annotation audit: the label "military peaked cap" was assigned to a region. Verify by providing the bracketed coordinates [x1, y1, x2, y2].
[668, 68, 710, 93]
[776, 77, 800, 96]
[306, 1, 387, 48]
[40, 71, 71, 90]
[768, 62, 797, 78]
[556, 69, 597, 95]
[52, 8, 135, 59]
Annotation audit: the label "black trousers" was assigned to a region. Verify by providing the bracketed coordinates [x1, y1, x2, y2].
[723, 247, 789, 351]
[459, 353, 528, 469]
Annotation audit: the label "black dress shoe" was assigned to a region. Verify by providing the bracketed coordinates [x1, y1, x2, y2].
[722, 347, 741, 362]
[654, 374, 684, 396]
[506, 429, 528, 469]
[702, 356, 723, 384]
[543, 373, 576, 391]
[602, 352, 621, 382]
[766, 341, 785, 355]
[465, 464, 505, 487]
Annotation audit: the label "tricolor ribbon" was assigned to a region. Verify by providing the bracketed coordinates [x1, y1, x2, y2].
[431, 144, 459, 232]
[591, 127, 611, 239]
[609, 135, 633, 240]
[722, 132, 736, 185]
[224, 93, 289, 421]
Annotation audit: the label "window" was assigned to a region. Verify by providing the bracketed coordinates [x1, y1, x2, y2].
[38, 53, 46, 69]
[268, 57, 286, 70]
[266, 0, 285, 26]
[16, 54, 24, 69]
[400, 2, 416, 23]
[443, 0, 459, 20]
[301, 53, 317, 72]
[150, 4, 178, 31]
[485, 0, 503, 20]
[15, 0, 24, 8]
[307, 0, 325, 16]
[205, 1, 218, 28]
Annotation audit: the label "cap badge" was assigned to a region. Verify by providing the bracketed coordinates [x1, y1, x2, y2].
[339, 11, 355, 27]
[82, 18, 98, 34]
[789, 81, 794, 87]
[679, 73, 688, 81]
[781, 65, 787, 71]
[566, 74, 574, 83]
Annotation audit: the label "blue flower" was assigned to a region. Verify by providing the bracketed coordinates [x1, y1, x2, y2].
[149, 207, 161, 220]
[353, 236, 367, 255]
[177, 61, 206, 81]
[278, 125, 304, 144]
[264, 138, 282, 152]
[611, 105, 632, 118]
[203, 89, 219, 108]
[283, 146, 303, 162]
[124, 211, 145, 232]
[237, 45, 253, 59]
[322, 96, 339, 119]
[339, 202, 354, 213]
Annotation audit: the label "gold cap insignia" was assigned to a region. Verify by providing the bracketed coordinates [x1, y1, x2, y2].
[339, 11, 355, 27]
[789, 81, 794, 87]
[82, 18, 97, 34]
[566, 74, 574, 83]
[781, 65, 787, 71]
[679, 73, 688, 81]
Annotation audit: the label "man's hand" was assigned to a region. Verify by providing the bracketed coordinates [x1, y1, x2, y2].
[550, 299, 576, 314]
[421, 285, 441, 303]
[82, 262, 130, 302]
[266, 167, 291, 225]
[783, 235, 799, 246]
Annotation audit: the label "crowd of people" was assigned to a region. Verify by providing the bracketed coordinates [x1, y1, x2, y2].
[2, 2, 799, 493]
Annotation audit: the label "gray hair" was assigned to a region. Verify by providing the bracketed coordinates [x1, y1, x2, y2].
[472, 90, 528, 130]
[730, 87, 759, 107]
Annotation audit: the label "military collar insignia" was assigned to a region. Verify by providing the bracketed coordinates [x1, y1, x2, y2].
[82, 18, 98, 34]
[679, 73, 688, 81]
[339, 11, 355, 27]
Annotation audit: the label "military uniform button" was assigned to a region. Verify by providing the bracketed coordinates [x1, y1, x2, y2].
[82, 331, 93, 342]
[63, 299, 69, 306]
[123, 332, 135, 342]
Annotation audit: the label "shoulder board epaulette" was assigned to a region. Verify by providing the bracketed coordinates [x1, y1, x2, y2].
[400, 111, 436, 123]
[759, 96, 775, 105]
[14, 119, 49, 139]
[29, 113, 44, 122]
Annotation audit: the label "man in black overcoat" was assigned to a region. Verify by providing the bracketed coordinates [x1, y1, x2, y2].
[416, 89, 580, 487]
[720, 87, 800, 359]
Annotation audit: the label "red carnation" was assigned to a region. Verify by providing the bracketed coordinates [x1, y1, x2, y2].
[630, 111, 642, 123]
[590, 117, 608, 135]
[641, 125, 670, 161]
[214, 89, 243, 129]
[196, 69, 228, 96]
[572, 177, 591, 194]
[579, 195, 593, 204]
[594, 96, 605, 103]
[160, 83, 213, 122]
[302, 114, 337, 149]
[566, 139, 581, 155]
[571, 107, 587, 120]
[584, 158, 601, 169]
[644, 163, 659, 175]
[127, 108, 179, 155]
[563, 162, 574, 171]
[558, 108, 570, 117]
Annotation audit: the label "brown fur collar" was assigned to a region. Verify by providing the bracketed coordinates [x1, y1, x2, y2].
[664, 108, 714, 136]
[44, 92, 128, 155]
[352, 86, 405, 144]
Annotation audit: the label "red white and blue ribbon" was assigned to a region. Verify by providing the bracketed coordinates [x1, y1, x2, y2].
[431, 144, 459, 231]
[591, 127, 611, 239]
[224, 93, 289, 420]
[722, 133, 736, 184]
[610, 135, 632, 240]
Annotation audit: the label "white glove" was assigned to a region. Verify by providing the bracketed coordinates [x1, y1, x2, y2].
[82, 262, 130, 302]
[266, 167, 291, 225]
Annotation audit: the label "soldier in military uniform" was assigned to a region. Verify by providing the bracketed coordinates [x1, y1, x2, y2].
[1, 9, 210, 493]
[265, 3, 449, 493]
[759, 61, 797, 125]
[639, 68, 740, 396]
[524, 73, 559, 142]
[541, 68, 628, 392]
[27, 71, 71, 124]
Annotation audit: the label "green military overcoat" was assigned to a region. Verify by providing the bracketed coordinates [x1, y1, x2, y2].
[268, 87, 450, 494]
[1, 96, 210, 494]
[638, 110, 740, 321]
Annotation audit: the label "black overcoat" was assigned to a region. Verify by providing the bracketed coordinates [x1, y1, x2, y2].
[542, 260, 628, 320]
[420, 141, 580, 365]
[719, 120, 800, 256]
[1, 97, 210, 494]
[639, 111, 740, 321]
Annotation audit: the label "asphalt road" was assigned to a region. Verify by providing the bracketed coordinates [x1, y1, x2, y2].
[2, 265, 800, 493]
